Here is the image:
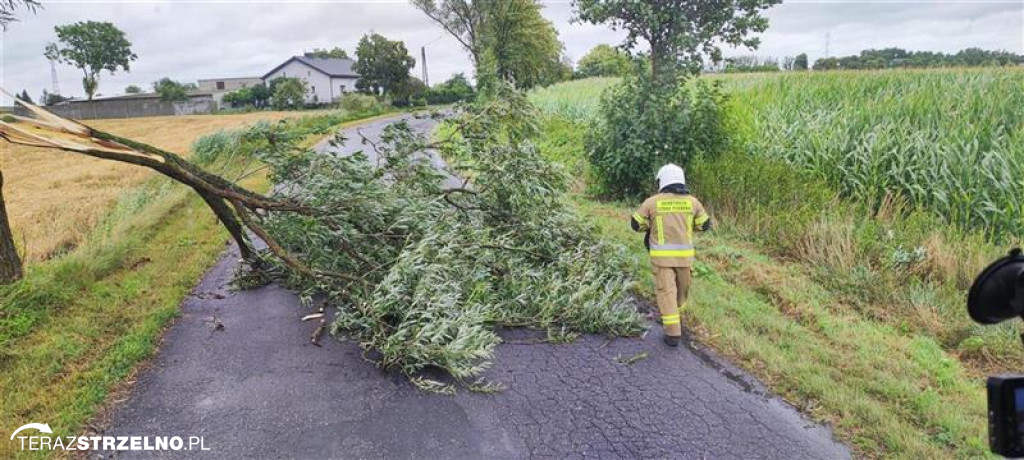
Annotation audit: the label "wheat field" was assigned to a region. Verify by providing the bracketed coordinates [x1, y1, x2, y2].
[1, 111, 305, 262]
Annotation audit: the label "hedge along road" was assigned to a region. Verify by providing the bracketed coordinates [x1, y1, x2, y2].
[105, 113, 850, 459]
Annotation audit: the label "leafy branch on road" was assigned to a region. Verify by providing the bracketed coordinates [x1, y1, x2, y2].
[1, 86, 644, 392]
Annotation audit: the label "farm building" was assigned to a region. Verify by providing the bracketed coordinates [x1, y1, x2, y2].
[262, 54, 359, 104]
[197, 77, 262, 106]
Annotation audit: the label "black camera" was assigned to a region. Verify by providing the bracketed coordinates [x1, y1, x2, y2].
[969, 248, 1024, 457]
[988, 375, 1024, 457]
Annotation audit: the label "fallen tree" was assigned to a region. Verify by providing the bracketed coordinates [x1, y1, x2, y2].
[0, 87, 643, 392]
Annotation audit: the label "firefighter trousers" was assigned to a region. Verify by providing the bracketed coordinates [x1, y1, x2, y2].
[653, 266, 692, 337]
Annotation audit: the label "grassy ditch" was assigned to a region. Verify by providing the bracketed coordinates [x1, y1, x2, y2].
[534, 115, 992, 458]
[530, 72, 1023, 372]
[0, 109, 389, 458]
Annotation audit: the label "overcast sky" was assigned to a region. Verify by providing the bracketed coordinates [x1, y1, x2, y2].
[0, 0, 1021, 102]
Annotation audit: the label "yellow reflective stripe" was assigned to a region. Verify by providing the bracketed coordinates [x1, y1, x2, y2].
[650, 249, 696, 258]
[656, 199, 693, 213]
[685, 212, 693, 235]
[694, 214, 710, 225]
[655, 216, 664, 245]
[632, 213, 648, 229]
[662, 314, 681, 325]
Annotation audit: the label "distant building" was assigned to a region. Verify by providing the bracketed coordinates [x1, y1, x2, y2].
[197, 77, 262, 106]
[198, 77, 262, 93]
[262, 54, 359, 104]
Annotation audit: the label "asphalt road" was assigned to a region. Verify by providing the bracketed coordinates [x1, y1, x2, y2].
[105, 113, 850, 459]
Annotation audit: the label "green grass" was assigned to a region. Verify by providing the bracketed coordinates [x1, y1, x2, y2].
[1, 176, 239, 459]
[0, 111, 388, 459]
[576, 197, 988, 458]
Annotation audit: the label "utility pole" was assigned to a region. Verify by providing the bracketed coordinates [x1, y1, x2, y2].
[49, 58, 61, 96]
[825, 32, 831, 58]
[421, 46, 429, 87]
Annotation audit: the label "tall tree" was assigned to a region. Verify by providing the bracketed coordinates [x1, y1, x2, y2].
[793, 53, 808, 70]
[576, 44, 632, 78]
[354, 33, 415, 97]
[411, 0, 565, 90]
[0, 0, 39, 29]
[574, 0, 781, 84]
[18, 89, 33, 103]
[249, 83, 271, 108]
[411, 0, 485, 68]
[309, 47, 350, 59]
[45, 21, 137, 101]
[483, 0, 565, 89]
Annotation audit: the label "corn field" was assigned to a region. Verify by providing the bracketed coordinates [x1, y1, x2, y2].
[528, 77, 618, 122]
[532, 70, 1024, 238]
[732, 68, 1024, 239]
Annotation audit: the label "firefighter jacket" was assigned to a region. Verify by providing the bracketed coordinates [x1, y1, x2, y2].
[630, 185, 711, 267]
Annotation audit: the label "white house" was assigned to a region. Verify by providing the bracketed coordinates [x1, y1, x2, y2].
[262, 54, 360, 104]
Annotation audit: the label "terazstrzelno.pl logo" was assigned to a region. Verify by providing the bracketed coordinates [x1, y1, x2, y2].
[10, 423, 210, 452]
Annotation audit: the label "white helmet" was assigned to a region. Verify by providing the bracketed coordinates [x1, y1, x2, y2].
[656, 163, 686, 189]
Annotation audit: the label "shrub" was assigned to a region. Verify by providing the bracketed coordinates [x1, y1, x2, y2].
[424, 73, 476, 105]
[338, 93, 381, 114]
[269, 77, 307, 110]
[152, 77, 193, 102]
[585, 73, 731, 198]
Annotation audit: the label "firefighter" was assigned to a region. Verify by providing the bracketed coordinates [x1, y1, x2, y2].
[630, 164, 711, 347]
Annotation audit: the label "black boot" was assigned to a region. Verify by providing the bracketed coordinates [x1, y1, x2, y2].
[663, 335, 680, 347]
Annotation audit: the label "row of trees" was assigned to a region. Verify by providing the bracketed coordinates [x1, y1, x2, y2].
[721, 53, 808, 72]
[712, 46, 1022, 73]
[813, 47, 1024, 70]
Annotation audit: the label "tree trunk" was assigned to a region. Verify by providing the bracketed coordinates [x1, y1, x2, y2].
[0, 169, 24, 284]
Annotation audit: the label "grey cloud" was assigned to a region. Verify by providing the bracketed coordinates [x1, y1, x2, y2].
[0, 0, 1020, 103]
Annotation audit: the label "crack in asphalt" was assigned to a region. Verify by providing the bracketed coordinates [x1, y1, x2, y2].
[104, 114, 850, 459]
